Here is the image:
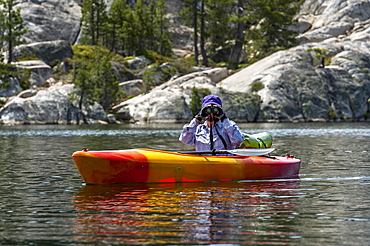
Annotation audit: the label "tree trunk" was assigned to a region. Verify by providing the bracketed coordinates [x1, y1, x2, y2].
[229, 0, 244, 69]
[193, 0, 199, 65]
[110, 23, 116, 52]
[78, 84, 88, 124]
[97, 6, 100, 45]
[7, 6, 13, 64]
[7, 40, 13, 64]
[200, 0, 208, 66]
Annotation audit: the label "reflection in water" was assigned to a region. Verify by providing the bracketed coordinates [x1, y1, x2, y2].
[73, 181, 302, 244]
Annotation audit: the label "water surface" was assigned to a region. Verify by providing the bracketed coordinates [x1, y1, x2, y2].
[0, 122, 369, 245]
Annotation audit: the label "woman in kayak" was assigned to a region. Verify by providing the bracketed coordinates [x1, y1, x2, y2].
[179, 95, 244, 151]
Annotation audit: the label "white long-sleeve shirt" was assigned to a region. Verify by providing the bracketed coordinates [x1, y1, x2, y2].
[179, 118, 244, 151]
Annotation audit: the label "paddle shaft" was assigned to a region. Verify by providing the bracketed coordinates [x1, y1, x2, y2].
[179, 150, 232, 155]
[178, 148, 275, 156]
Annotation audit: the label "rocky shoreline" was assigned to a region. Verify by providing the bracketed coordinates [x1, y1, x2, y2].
[0, 0, 369, 125]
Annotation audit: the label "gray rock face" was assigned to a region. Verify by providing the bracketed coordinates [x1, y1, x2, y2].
[125, 56, 151, 70]
[119, 80, 144, 98]
[297, 0, 370, 43]
[113, 68, 235, 123]
[18, 0, 82, 43]
[218, 20, 370, 121]
[13, 60, 52, 87]
[0, 83, 107, 125]
[13, 40, 73, 65]
[0, 77, 22, 97]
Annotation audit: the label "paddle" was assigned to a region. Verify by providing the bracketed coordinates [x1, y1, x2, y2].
[179, 148, 275, 156]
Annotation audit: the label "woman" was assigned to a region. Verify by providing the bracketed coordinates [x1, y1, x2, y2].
[179, 95, 244, 151]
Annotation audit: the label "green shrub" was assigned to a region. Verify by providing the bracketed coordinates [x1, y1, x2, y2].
[189, 87, 211, 116]
[168, 58, 195, 75]
[137, 50, 171, 65]
[363, 112, 370, 120]
[251, 81, 264, 92]
[307, 48, 329, 67]
[50, 59, 61, 68]
[0, 63, 30, 90]
[0, 98, 6, 108]
[328, 106, 337, 119]
[14, 51, 38, 62]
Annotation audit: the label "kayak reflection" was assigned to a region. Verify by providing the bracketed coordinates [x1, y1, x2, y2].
[73, 181, 302, 244]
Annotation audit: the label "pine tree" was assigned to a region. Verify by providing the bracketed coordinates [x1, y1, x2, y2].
[80, 0, 108, 46]
[0, 6, 5, 61]
[243, 0, 300, 62]
[94, 49, 122, 110]
[229, 0, 245, 69]
[205, 0, 235, 64]
[71, 46, 122, 112]
[0, 0, 27, 63]
[180, 0, 300, 67]
[123, 10, 139, 56]
[107, 0, 132, 53]
[106, 0, 172, 57]
[180, 0, 199, 64]
[151, 0, 172, 57]
[181, 0, 234, 65]
[72, 60, 96, 112]
[199, 0, 207, 66]
[134, 0, 148, 52]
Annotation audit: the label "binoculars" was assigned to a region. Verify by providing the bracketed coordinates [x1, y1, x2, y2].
[201, 106, 223, 117]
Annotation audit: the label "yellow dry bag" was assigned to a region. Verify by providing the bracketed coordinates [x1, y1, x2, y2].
[238, 132, 273, 149]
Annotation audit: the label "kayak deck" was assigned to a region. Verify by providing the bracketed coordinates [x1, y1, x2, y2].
[72, 148, 301, 184]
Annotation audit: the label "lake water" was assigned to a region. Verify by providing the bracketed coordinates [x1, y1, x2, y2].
[0, 122, 369, 245]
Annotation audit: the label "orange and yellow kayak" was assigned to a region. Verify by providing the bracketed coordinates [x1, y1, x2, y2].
[72, 148, 300, 184]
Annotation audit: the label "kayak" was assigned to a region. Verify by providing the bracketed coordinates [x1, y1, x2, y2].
[72, 148, 300, 184]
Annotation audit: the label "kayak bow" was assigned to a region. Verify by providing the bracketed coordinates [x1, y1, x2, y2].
[72, 148, 300, 184]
